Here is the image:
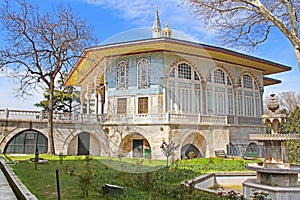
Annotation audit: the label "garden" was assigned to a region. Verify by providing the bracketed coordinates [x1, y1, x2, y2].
[5, 154, 258, 200]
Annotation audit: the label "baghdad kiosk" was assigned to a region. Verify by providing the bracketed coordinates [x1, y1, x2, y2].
[243, 93, 300, 200]
[62, 8, 291, 159]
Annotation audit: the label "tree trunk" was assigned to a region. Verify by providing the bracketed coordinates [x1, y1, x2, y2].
[295, 47, 300, 71]
[48, 76, 56, 154]
[68, 87, 73, 113]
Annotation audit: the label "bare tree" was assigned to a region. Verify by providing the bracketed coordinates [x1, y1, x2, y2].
[160, 141, 179, 168]
[277, 91, 300, 113]
[182, 0, 300, 70]
[0, 0, 97, 154]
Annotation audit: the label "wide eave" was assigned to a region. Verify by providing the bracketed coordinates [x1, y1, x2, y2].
[65, 38, 291, 86]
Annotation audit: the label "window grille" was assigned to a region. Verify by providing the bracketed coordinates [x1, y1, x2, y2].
[243, 74, 253, 89]
[138, 97, 148, 114]
[178, 63, 191, 79]
[117, 98, 127, 114]
[214, 69, 225, 84]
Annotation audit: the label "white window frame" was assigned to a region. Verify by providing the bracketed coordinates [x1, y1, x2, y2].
[206, 68, 234, 115]
[237, 74, 261, 117]
[167, 62, 202, 114]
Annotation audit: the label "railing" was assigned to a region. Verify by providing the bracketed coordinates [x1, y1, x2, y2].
[0, 109, 41, 120]
[0, 109, 263, 126]
[237, 116, 263, 125]
[200, 115, 227, 125]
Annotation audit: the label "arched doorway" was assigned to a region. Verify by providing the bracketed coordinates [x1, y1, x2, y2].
[118, 132, 151, 158]
[4, 129, 48, 154]
[67, 132, 101, 156]
[181, 132, 206, 159]
[181, 144, 201, 159]
[246, 142, 259, 154]
[78, 132, 90, 155]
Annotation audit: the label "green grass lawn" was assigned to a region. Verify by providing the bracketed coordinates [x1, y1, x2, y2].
[6, 154, 253, 200]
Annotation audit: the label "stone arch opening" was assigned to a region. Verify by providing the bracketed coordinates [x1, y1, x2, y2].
[246, 142, 258, 153]
[167, 61, 203, 114]
[181, 144, 201, 159]
[118, 132, 151, 158]
[181, 132, 206, 159]
[4, 129, 48, 154]
[67, 132, 101, 155]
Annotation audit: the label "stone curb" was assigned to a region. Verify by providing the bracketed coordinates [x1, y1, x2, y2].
[0, 157, 38, 200]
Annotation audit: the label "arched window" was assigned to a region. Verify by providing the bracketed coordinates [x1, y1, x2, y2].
[237, 74, 261, 117]
[137, 58, 150, 89]
[117, 61, 128, 89]
[207, 68, 234, 115]
[167, 62, 201, 113]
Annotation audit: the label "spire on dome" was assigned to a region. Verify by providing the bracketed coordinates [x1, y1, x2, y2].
[152, 6, 162, 38]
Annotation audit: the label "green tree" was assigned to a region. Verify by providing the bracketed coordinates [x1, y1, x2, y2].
[35, 74, 81, 113]
[0, 0, 97, 154]
[278, 107, 300, 163]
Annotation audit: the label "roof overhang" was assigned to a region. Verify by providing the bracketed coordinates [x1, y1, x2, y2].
[263, 77, 282, 86]
[65, 37, 291, 86]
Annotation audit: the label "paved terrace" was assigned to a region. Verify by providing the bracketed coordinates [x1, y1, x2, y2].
[0, 109, 262, 126]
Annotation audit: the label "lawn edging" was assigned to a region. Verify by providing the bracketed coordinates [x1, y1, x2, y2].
[0, 157, 38, 200]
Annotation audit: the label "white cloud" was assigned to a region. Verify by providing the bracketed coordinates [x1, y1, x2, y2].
[81, 0, 153, 20]
[0, 76, 43, 110]
[79, 0, 216, 44]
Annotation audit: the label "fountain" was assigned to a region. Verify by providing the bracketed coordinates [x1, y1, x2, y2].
[243, 93, 300, 200]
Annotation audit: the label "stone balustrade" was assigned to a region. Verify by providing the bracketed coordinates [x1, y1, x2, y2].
[0, 109, 263, 126]
[249, 133, 300, 141]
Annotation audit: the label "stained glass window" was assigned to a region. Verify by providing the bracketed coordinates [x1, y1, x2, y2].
[117, 61, 128, 89]
[138, 58, 150, 89]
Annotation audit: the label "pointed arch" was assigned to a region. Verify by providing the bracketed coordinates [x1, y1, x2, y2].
[118, 132, 151, 158]
[237, 70, 262, 90]
[167, 59, 203, 113]
[237, 72, 262, 117]
[206, 67, 234, 115]
[117, 60, 128, 89]
[137, 58, 150, 89]
[67, 131, 101, 155]
[181, 132, 206, 159]
[168, 58, 204, 81]
[206, 65, 234, 84]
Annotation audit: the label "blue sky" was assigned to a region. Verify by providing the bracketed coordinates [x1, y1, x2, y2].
[0, 0, 299, 110]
